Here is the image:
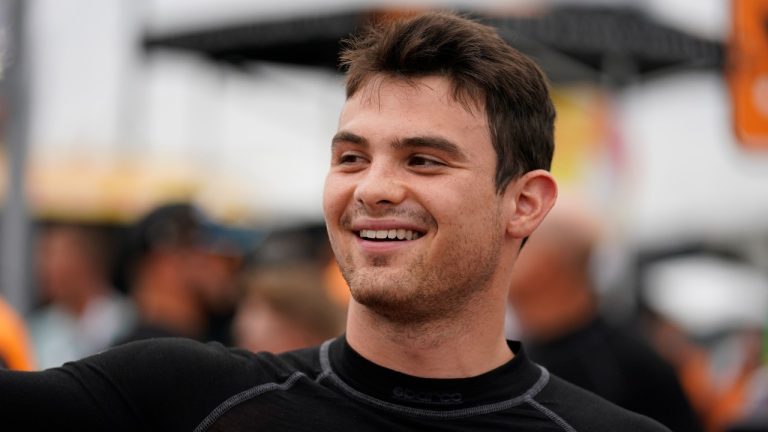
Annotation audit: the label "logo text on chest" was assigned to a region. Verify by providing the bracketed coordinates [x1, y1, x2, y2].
[391, 387, 463, 405]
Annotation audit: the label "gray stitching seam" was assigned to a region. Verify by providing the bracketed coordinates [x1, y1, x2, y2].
[193, 371, 306, 432]
[526, 397, 579, 432]
[319, 341, 552, 419]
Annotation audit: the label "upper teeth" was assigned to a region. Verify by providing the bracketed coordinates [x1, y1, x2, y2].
[359, 229, 421, 240]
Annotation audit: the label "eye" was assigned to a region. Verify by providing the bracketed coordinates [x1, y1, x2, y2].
[339, 153, 366, 164]
[408, 155, 444, 167]
[332, 151, 369, 169]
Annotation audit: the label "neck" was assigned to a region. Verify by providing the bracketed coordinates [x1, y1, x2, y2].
[345, 297, 512, 378]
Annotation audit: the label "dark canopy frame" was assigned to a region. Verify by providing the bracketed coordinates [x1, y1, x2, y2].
[143, 5, 724, 85]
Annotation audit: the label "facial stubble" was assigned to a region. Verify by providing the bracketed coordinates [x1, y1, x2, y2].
[336, 208, 503, 326]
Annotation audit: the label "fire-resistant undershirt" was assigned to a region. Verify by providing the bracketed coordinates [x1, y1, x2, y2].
[0, 335, 670, 431]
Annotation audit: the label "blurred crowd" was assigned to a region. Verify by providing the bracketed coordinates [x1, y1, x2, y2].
[0, 201, 348, 370]
[1, 198, 767, 431]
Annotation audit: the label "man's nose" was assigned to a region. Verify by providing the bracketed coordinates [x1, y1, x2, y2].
[353, 162, 407, 211]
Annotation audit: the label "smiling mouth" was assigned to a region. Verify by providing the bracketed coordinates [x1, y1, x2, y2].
[358, 229, 424, 241]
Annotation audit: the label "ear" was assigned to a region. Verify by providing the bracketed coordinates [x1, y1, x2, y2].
[503, 170, 558, 239]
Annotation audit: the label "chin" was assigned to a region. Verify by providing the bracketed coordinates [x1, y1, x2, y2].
[349, 276, 444, 324]
[347, 268, 405, 298]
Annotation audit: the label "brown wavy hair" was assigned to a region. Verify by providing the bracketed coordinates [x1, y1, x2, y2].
[341, 11, 555, 192]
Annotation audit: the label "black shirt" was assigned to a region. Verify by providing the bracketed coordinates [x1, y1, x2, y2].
[526, 318, 703, 432]
[0, 335, 669, 431]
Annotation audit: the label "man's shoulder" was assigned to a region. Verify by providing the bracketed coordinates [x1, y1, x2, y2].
[105, 337, 324, 380]
[77, 338, 327, 429]
[535, 372, 671, 432]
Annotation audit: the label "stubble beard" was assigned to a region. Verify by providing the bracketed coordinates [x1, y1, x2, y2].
[337, 217, 503, 327]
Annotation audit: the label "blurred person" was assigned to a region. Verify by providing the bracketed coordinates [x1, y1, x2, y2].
[649, 315, 721, 428]
[233, 223, 346, 353]
[507, 195, 703, 431]
[234, 263, 346, 354]
[0, 296, 35, 370]
[642, 256, 768, 432]
[0, 12, 670, 430]
[115, 202, 242, 345]
[652, 320, 768, 432]
[233, 223, 347, 354]
[28, 222, 135, 369]
[726, 353, 768, 432]
[713, 329, 768, 432]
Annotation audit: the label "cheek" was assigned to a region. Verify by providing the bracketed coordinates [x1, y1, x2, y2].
[428, 181, 498, 226]
[322, 176, 346, 221]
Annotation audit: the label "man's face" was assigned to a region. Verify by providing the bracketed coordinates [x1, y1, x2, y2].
[323, 75, 507, 324]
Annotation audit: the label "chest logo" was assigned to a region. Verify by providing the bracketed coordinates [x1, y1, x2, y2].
[391, 387, 463, 405]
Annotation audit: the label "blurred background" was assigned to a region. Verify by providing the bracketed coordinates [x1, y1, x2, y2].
[0, 0, 766, 430]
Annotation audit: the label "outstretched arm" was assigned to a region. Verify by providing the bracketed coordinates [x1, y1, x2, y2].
[0, 353, 147, 430]
[0, 338, 260, 430]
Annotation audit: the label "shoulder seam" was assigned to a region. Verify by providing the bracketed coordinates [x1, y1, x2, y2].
[525, 397, 579, 432]
[192, 371, 305, 432]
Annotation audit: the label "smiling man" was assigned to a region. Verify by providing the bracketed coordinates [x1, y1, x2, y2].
[326, 74, 536, 378]
[0, 11, 669, 431]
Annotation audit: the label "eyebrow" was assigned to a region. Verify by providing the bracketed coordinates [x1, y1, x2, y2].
[331, 131, 367, 149]
[332, 131, 468, 162]
[394, 136, 468, 162]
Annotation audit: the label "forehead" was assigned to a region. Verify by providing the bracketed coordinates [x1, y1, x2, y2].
[339, 75, 488, 135]
[351, 74, 483, 108]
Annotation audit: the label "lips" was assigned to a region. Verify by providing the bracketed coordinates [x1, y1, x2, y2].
[358, 229, 423, 241]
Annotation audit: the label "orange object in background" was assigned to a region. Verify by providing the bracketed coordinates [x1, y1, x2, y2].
[728, 0, 768, 149]
[323, 260, 350, 308]
[0, 297, 36, 371]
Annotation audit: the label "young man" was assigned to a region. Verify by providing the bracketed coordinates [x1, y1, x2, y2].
[0, 11, 669, 431]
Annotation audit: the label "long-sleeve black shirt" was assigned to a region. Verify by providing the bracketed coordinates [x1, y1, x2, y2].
[0, 336, 670, 431]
